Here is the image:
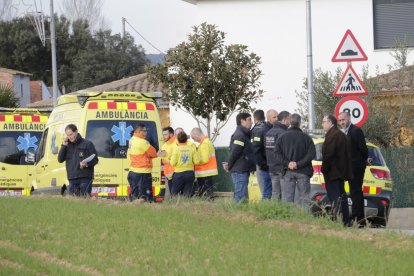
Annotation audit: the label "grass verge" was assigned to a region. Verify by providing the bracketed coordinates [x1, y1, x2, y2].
[0, 196, 412, 275]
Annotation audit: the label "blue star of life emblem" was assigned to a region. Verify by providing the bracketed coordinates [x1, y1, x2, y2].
[111, 122, 133, 146]
[181, 154, 190, 164]
[17, 133, 38, 153]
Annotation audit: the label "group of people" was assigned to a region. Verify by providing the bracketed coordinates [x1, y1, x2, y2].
[58, 110, 368, 226]
[127, 125, 218, 202]
[225, 110, 369, 227]
[58, 123, 218, 202]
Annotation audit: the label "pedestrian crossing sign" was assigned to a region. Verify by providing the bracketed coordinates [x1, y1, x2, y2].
[333, 64, 368, 96]
[332, 29, 368, 62]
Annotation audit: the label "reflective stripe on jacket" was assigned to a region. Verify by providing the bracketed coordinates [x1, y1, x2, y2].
[195, 136, 218, 178]
[161, 136, 176, 179]
[128, 133, 157, 173]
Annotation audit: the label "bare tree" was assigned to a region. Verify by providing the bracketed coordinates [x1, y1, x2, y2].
[60, 0, 108, 31]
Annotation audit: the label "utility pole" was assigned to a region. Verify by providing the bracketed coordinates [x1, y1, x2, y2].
[122, 17, 126, 38]
[50, 0, 58, 107]
[306, 0, 315, 130]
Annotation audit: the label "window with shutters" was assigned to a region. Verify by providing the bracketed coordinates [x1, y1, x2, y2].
[373, 0, 414, 49]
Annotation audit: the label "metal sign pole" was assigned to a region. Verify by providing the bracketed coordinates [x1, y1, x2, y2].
[50, 0, 58, 107]
[306, 0, 315, 130]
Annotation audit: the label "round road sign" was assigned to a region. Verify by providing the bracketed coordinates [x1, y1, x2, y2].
[335, 96, 368, 127]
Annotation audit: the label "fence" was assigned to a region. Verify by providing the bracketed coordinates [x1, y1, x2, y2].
[213, 147, 414, 207]
[382, 147, 414, 207]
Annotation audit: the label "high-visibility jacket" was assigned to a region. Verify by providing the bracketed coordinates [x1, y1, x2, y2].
[195, 136, 218, 178]
[128, 133, 157, 173]
[161, 136, 176, 180]
[170, 142, 200, 173]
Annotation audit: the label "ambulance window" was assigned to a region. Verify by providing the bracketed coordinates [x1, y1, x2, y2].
[85, 120, 159, 158]
[36, 128, 48, 161]
[0, 132, 43, 165]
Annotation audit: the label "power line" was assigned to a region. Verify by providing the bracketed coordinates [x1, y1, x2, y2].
[123, 17, 165, 54]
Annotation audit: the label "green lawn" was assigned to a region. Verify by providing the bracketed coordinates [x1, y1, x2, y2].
[0, 197, 412, 275]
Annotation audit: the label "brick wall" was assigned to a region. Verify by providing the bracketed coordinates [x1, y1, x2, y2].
[30, 80, 42, 103]
[0, 72, 13, 85]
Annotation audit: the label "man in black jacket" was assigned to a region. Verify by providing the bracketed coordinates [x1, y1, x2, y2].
[321, 115, 353, 226]
[223, 112, 255, 203]
[265, 111, 290, 200]
[338, 111, 369, 226]
[58, 124, 99, 197]
[251, 109, 277, 199]
[275, 114, 316, 207]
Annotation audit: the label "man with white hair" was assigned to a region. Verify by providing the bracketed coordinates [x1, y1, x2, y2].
[191, 128, 218, 198]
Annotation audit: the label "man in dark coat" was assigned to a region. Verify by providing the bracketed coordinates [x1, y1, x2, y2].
[58, 124, 99, 197]
[223, 112, 255, 203]
[275, 113, 316, 207]
[338, 111, 369, 226]
[251, 109, 276, 200]
[265, 111, 290, 200]
[321, 115, 353, 226]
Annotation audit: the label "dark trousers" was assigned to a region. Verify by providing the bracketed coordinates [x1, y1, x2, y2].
[196, 176, 214, 198]
[349, 165, 366, 224]
[172, 171, 195, 197]
[127, 171, 153, 201]
[68, 177, 92, 197]
[325, 178, 350, 226]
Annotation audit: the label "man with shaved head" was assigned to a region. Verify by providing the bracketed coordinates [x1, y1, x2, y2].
[191, 128, 218, 199]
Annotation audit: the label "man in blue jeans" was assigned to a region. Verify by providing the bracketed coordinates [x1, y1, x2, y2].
[223, 113, 255, 203]
[251, 109, 277, 200]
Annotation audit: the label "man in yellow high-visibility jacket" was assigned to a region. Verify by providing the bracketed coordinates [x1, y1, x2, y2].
[191, 128, 218, 198]
[161, 127, 176, 199]
[127, 124, 163, 202]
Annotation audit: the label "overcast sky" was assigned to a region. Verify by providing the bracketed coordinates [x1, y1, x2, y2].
[18, 0, 197, 54]
[100, 0, 197, 54]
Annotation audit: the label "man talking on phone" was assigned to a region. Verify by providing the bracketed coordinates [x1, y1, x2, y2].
[58, 124, 99, 197]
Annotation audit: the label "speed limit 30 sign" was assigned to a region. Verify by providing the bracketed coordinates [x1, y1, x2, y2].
[335, 96, 368, 127]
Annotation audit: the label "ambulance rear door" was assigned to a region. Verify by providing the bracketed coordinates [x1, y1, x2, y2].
[0, 128, 43, 196]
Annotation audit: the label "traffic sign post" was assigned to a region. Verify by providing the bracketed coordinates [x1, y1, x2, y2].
[332, 29, 368, 62]
[335, 96, 368, 127]
[333, 64, 368, 96]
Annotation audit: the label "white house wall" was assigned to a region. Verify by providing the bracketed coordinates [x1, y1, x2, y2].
[172, 0, 414, 146]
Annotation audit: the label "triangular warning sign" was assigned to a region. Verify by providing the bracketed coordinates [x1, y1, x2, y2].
[332, 29, 368, 62]
[333, 64, 368, 97]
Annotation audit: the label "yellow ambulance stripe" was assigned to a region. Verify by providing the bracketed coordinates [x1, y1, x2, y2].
[119, 102, 128, 110]
[40, 116, 48, 123]
[98, 102, 107, 109]
[137, 103, 146, 110]
[369, 186, 376, 195]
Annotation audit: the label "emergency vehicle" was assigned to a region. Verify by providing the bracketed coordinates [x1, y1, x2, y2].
[29, 91, 165, 200]
[310, 136, 393, 227]
[0, 108, 49, 196]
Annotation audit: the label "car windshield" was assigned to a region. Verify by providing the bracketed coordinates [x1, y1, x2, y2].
[85, 120, 159, 159]
[0, 132, 43, 165]
[314, 142, 386, 166]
